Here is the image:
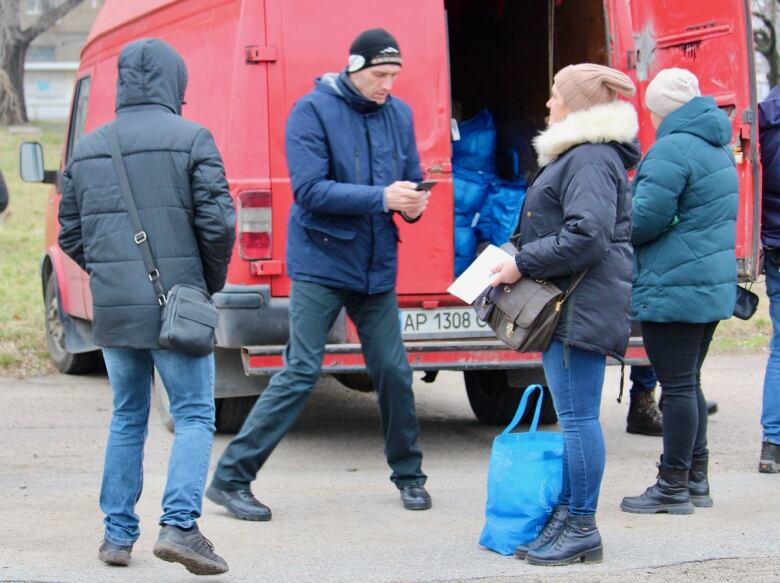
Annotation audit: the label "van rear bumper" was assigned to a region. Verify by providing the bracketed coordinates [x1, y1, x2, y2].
[241, 338, 649, 376]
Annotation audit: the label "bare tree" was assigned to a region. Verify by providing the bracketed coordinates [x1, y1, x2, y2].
[0, 0, 84, 125]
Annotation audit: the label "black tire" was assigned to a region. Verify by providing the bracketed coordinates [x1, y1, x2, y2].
[464, 370, 557, 425]
[215, 396, 258, 434]
[44, 271, 101, 374]
[334, 373, 375, 392]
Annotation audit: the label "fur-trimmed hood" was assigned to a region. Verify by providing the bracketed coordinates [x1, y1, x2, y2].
[534, 100, 639, 167]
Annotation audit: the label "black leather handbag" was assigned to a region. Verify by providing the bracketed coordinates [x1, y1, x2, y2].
[733, 284, 759, 321]
[107, 124, 219, 357]
[473, 244, 586, 352]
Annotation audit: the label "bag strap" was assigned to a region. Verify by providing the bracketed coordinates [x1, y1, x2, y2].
[502, 384, 545, 435]
[106, 124, 167, 306]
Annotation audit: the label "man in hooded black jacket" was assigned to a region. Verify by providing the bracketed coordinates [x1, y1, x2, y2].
[58, 38, 234, 576]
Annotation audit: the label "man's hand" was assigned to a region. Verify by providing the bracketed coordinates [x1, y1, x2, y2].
[385, 181, 430, 216]
[490, 259, 522, 287]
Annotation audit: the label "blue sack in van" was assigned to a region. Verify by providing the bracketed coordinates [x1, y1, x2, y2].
[453, 166, 490, 216]
[475, 178, 526, 245]
[452, 109, 497, 173]
[479, 384, 563, 556]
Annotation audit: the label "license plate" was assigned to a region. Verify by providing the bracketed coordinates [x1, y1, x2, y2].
[399, 307, 492, 339]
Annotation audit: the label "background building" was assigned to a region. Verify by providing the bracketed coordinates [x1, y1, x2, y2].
[22, 0, 103, 121]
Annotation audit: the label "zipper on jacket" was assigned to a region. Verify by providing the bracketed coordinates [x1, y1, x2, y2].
[355, 148, 361, 184]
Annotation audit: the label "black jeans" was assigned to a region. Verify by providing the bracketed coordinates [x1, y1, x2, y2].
[641, 321, 718, 470]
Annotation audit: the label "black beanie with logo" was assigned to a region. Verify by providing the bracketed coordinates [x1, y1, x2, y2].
[347, 28, 403, 73]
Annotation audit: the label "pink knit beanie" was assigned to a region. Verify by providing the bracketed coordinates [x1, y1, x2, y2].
[554, 63, 636, 112]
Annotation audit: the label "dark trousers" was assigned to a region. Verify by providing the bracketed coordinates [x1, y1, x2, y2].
[641, 321, 718, 470]
[630, 365, 657, 394]
[212, 281, 426, 491]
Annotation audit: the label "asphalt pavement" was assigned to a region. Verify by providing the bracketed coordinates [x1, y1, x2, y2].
[0, 353, 777, 582]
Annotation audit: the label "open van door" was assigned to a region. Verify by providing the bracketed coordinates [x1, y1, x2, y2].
[630, 0, 761, 279]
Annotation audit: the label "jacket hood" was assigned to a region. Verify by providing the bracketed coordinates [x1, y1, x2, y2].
[760, 85, 780, 130]
[533, 100, 639, 167]
[115, 38, 188, 114]
[656, 96, 731, 147]
[316, 71, 385, 114]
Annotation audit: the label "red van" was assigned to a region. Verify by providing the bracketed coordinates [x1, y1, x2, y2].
[21, 0, 759, 432]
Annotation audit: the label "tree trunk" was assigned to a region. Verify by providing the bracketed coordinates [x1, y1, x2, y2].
[0, 0, 85, 126]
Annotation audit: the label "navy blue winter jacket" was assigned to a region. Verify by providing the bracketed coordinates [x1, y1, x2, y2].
[759, 86, 780, 247]
[284, 72, 423, 294]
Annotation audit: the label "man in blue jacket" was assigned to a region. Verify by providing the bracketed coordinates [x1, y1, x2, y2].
[758, 86, 780, 473]
[207, 28, 432, 516]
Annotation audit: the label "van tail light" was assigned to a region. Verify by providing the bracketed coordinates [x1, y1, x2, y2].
[238, 190, 272, 260]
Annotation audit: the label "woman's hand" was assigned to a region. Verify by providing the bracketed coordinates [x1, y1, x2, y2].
[490, 259, 523, 287]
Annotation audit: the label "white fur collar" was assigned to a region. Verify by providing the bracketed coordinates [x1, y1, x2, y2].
[533, 101, 639, 167]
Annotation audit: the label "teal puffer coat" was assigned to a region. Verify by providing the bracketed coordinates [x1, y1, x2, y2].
[631, 96, 737, 323]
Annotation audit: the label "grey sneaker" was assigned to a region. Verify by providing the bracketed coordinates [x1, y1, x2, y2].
[98, 539, 132, 566]
[153, 523, 228, 575]
[759, 441, 780, 474]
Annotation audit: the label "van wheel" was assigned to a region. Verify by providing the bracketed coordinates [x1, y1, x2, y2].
[215, 396, 258, 434]
[334, 373, 374, 392]
[464, 370, 557, 426]
[44, 271, 101, 374]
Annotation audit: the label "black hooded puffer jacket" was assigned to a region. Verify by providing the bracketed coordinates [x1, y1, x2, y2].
[58, 38, 236, 349]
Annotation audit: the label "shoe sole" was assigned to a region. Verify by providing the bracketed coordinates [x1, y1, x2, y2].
[525, 545, 603, 566]
[620, 501, 695, 515]
[403, 501, 432, 511]
[98, 551, 130, 567]
[205, 487, 272, 521]
[153, 540, 228, 576]
[759, 460, 780, 473]
[690, 494, 714, 508]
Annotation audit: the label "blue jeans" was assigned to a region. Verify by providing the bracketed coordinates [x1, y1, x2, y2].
[100, 348, 215, 546]
[212, 281, 425, 491]
[630, 365, 657, 394]
[542, 340, 606, 515]
[763, 249, 780, 445]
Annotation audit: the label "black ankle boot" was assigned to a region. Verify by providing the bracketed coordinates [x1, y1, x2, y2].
[626, 390, 663, 436]
[689, 455, 713, 508]
[514, 504, 568, 559]
[525, 513, 603, 566]
[620, 462, 695, 515]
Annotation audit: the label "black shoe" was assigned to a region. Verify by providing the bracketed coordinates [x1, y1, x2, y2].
[153, 523, 228, 576]
[525, 513, 603, 566]
[706, 399, 718, 415]
[206, 484, 272, 521]
[400, 485, 432, 510]
[515, 504, 568, 559]
[626, 390, 663, 436]
[98, 540, 132, 566]
[689, 455, 713, 508]
[759, 441, 780, 473]
[620, 461, 695, 515]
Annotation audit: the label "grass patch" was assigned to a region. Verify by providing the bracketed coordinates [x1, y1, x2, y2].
[0, 124, 65, 377]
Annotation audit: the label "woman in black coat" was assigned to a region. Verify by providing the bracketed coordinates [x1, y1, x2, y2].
[490, 64, 639, 566]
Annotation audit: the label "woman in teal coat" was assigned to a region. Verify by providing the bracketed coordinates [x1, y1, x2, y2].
[621, 68, 738, 515]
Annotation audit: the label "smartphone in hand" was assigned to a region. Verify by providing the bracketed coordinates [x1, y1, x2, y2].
[415, 180, 438, 191]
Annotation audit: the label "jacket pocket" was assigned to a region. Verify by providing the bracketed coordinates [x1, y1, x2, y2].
[527, 211, 556, 237]
[297, 211, 356, 241]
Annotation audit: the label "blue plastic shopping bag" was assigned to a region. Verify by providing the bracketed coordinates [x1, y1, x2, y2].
[479, 384, 563, 555]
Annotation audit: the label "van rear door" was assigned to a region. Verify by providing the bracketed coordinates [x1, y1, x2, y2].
[631, 0, 760, 278]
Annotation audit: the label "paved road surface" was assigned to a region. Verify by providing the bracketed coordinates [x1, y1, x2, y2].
[0, 353, 777, 582]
